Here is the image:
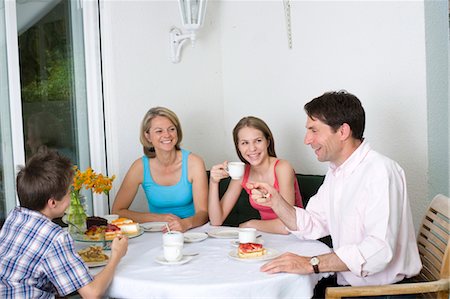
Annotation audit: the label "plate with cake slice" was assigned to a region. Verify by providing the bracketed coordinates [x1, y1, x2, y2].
[228, 243, 280, 262]
[72, 224, 144, 243]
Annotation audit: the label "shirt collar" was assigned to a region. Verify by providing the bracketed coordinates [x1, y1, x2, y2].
[329, 139, 371, 176]
[16, 206, 50, 221]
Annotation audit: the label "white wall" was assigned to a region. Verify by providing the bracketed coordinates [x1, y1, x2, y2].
[100, 0, 448, 230]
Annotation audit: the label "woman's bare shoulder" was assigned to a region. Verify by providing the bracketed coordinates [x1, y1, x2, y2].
[275, 159, 296, 174]
[127, 157, 145, 173]
[187, 151, 205, 165]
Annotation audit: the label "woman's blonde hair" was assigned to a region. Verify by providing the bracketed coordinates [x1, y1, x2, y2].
[139, 107, 183, 158]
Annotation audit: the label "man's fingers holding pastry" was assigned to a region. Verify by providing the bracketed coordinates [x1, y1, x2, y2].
[246, 182, 273, 204]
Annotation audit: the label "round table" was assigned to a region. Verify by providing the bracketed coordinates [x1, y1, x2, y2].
[78, 223, 332, 299]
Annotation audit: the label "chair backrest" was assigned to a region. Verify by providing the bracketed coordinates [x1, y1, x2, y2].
[416, 194, 450, 282]
[296, 174, 325, 207]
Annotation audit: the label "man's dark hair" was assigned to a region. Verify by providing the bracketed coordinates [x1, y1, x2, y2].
[304, 90, 365, 140]
[16, 151, 73, 211]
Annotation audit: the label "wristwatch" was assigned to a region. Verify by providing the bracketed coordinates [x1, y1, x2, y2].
[310, 256, 320, 274]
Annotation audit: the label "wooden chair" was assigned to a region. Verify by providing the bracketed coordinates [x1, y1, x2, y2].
[326, 194, 450, 299]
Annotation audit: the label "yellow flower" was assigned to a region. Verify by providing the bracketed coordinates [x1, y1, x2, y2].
[72, 166, 116, 195]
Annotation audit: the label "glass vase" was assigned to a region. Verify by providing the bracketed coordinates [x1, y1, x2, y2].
[64, 191, 87, 235]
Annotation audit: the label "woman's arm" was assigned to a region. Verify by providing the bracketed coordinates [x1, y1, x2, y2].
[112, 159, 177, 223]
[172, 153, 209, 231]
[240, 218, 289, 234]
[274, 160, 296, 206]
[208, 161, 243, 225]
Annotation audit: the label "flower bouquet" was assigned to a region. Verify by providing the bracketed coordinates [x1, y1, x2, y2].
[65, 166, 116, 235]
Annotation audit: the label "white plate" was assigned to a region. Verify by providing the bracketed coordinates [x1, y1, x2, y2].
[184, 232, 208, 243]
[228, 248, 281, 262]
[141, 222, 168, 232]
[73, 228, 144, 243]
[81, 251, 110, 268]
[230, 237, 264, 247]
[207, 228, 239, 239]
[154, 255, 194, 265]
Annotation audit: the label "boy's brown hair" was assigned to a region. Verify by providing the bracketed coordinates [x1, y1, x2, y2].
[16, 151, 73, 211]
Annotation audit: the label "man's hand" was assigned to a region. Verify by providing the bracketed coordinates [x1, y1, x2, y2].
[260, 252, 313, 274]
[246, 182, 279, 206]
[247, 181, 298, 230]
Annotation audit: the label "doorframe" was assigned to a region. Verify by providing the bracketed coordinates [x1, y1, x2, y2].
[81, 0, 109, 216]
[5, 0, 24, 210]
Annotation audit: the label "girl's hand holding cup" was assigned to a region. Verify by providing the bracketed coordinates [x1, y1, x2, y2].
[210, 161, 230, 183]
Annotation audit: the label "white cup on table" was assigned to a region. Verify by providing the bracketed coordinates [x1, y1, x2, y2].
[227, 162, 245, 180]
[163, 245, 183, 262]
[239, 228, 257, 244]
[163, 231, 184, 246]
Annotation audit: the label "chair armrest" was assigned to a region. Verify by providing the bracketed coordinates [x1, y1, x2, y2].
[325, 279, 450, 299]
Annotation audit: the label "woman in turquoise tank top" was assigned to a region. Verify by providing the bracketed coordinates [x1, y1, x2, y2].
[112, 107, 208, 232]
[208, 116, 302, 234]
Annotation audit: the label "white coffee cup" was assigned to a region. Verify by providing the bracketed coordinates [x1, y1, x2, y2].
[227, 162, 245, 180]
[163, 244, 183, 262]
[163, 231, 184, 246]
[239, 228, 257, 243]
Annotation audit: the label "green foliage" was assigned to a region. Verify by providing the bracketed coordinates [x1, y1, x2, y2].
[18, 1, 71, 103]
[21, 54, 71, 103]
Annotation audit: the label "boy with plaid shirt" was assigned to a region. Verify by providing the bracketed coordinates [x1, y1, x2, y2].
[0, 151, 128, 298]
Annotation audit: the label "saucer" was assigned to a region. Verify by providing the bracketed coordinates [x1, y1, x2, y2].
[207, 228, 239, 239]
[154, 255, 194, 265]
[184, 232, 208, 243]
[141, 222, 168, 232]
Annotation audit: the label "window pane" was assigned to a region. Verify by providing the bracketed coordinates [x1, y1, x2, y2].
[18, 1, 78, 163]
[16, 0, 92, 214]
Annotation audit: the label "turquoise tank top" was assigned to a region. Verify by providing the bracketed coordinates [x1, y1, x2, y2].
[141, 149, 194, 218]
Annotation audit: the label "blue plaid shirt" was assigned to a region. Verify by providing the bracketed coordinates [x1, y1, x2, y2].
[0, 207, 93, 298]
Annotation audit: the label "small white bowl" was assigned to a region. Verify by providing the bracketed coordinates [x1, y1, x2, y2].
[103, 214, 119, 223]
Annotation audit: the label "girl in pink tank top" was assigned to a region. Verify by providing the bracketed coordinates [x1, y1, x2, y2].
[208, 116, 302, 234]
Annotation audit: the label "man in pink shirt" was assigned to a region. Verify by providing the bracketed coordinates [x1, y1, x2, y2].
[247, 91, 421, 289]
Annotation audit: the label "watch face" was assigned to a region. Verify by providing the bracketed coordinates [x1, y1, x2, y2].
[310, 257, 319, 265]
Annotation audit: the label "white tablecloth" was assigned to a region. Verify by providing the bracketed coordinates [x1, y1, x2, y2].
[78, 223, 332, 299]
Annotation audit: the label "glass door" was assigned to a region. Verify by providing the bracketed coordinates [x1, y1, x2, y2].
[1, 0, 108, 219]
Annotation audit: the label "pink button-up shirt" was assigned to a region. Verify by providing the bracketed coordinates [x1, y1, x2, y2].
[290, 140, 422, 286]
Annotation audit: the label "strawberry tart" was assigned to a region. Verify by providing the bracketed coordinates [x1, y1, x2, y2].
[238, 242, 267, 258]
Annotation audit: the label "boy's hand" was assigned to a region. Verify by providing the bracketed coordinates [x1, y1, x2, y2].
[111, 235, 128, 260]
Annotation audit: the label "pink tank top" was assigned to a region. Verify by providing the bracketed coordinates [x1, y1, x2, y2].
[241, 160, 303, 220]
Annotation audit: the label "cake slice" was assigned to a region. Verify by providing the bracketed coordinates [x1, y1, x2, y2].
[86, 216, 107, 229]
[104, 224, 122, 241]
[238, 242, 267, 258]
[111, 218, 140, 235]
